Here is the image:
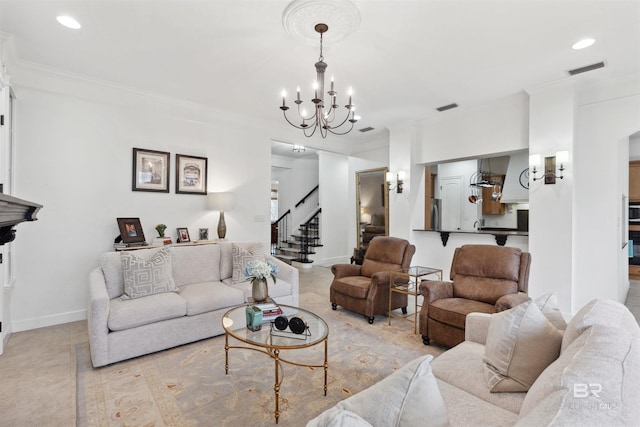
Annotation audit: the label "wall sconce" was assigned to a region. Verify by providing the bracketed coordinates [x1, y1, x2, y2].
[529, 151, 568, 185]
[208, 192, 235, 239]
[386, 171, 406, 193]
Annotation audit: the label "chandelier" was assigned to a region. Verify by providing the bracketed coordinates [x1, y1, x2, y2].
[279, 23, 359, 138]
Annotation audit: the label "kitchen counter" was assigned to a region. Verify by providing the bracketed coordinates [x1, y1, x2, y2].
[413, 228, 528, 246]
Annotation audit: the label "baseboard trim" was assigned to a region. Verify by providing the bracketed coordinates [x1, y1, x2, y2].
[12, 309, 87, 332]
[316, 256, 349, 267]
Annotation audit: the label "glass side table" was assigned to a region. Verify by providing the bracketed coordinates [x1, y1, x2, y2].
[388, 266, 443, 334]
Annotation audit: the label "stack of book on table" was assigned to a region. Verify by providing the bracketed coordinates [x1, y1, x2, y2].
[254, 303, 283, 322]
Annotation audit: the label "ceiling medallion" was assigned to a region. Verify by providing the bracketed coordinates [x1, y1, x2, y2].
[282, 0, 361, 47]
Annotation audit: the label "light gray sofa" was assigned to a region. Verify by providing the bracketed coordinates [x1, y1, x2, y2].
[308, 298, 640, 426]
[88, 242, 299, 367]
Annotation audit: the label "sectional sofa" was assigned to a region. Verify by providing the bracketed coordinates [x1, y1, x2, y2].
[308, 298, 640, 426]
[88, 242, 299, 367]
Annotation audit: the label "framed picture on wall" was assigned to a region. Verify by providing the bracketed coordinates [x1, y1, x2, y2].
[116, 217, 146, 244]
[176, 154, 208, 195]
[132, 148, 170, 192]
[177, 227, 191, 243]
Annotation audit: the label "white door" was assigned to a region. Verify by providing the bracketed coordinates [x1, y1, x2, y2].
[440, 177, 463, 231]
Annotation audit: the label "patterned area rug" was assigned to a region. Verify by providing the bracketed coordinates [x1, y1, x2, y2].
[76, 292, 444, 426]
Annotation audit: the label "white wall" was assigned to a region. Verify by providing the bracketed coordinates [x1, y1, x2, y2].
[527, 83, 574, 315]
[317, 152, 349, 266]
[415, 93, 529, 164]
[574, 75, 640, 311]
[9, 63, 312, 331]
[275, 156, 320, 231]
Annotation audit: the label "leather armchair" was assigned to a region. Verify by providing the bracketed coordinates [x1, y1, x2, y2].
[331, 236, 416, 324]
[419, 244, 531, 347]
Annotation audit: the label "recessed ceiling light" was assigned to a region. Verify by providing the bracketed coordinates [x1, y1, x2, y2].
[572, 38, 595, 50]
[56, 15, 81, 30]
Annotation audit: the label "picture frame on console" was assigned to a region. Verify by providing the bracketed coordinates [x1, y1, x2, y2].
[199, 228, 209, 240]
[177, 227, 191, 243]
[132, 148, 170, 193]
[117, 217, 146, 245]
[176, 154, 208, 195]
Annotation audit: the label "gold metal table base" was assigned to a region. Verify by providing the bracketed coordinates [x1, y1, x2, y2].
[388, 266, 443, 334]
[224, 323, 328, 424]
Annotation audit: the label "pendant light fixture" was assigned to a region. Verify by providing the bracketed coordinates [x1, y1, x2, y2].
[280, 23, 359, 138]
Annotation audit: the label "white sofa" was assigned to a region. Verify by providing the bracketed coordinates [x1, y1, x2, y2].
[308, 298, 640, 426]
[88, 242, 299, 367]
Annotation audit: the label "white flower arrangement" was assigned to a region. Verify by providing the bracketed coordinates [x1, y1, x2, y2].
[244, 259, 279, 285]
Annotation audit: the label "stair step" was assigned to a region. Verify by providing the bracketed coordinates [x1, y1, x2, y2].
[274, 254, 296, 261]
[276, 247, 316, 255]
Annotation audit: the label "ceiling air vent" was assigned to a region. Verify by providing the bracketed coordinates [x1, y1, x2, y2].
[436, 103, 458, 112]
[567, 61, 605, 76]
[359, 126, 375, 132]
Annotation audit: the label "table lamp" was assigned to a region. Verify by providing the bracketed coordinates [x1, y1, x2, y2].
[208, 192, 235, 239]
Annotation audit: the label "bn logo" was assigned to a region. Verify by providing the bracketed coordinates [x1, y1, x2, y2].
[574, 383, 602, 398]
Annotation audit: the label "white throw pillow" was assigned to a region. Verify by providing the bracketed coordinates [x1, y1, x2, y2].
[120, 248, 177, 300]
[483, 300, 562, 392]
[308, 355, 448, 427]
[534, 293, 567, 330]
[231, 243, 264, 283]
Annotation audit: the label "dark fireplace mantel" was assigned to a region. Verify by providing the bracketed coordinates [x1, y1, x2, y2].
[0, 193, 43, 245]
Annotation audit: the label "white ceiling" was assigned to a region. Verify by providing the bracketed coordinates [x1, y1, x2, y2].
[1, 0, 639, 154]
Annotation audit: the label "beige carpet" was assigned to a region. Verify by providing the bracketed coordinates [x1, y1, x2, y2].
[76, 292, 444, 426]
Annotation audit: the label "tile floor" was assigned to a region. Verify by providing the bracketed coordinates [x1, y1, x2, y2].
[0, 266, 638, 426]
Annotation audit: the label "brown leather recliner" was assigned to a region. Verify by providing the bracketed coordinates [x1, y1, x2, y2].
[419, 244, 531, 347]
[331, 236, 416, 324]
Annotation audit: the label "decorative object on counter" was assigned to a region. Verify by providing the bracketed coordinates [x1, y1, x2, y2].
[176, 227, 190, 243]
[116, 217, 146, 245]
[529, 151, 568, 185]
[175, 154, 208, 195]
[244, 259, 279, 303]
[208, 192, 235, 239]
[199, 228, 209, 240]
[132, 148, 170, 193]
[155, 223, 167, 237]
[245, 305, 263, 331]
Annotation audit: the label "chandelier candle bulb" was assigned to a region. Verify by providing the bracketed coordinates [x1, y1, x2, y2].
[296, 86, 301, 102]
[281, 90, 286, 107]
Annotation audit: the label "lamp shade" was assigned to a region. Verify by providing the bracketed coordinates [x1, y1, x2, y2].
[529, 154, 542, 168]
[556, 150, 569, 164]
[208, 192, 235, 211]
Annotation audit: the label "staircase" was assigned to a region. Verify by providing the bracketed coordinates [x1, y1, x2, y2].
[273, 208, 323, 265]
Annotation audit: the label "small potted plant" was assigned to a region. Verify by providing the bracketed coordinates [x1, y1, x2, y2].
[154, 224, 170, 245]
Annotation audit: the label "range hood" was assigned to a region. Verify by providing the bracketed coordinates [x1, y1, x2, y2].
[500, 151, 529, 203]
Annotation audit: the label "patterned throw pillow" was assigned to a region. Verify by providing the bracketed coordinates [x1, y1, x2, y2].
[120, 248, 177, 300]
[483, 300, 562, 392]
[231, 243, 264, 283]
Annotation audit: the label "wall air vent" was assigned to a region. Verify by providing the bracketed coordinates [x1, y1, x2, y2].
[567, 61, 605, 76]
[359, 126, 375, 132]
[436, 103, 458, 112]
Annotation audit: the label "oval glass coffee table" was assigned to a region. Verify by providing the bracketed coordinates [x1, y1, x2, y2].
[222, 304, 329, 424]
